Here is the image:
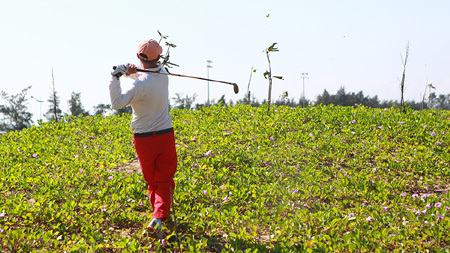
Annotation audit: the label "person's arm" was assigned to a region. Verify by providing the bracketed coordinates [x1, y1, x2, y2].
[109, 77, 143, 110]
[109, 64, 141, 110]
[126, 73, 139, 80]
[125, 64, 139, 80]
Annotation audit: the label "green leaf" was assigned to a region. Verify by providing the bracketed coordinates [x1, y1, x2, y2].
[2, 103, 450, 251]
[165, 42, 177, 48]
[268, 43, 279, 52]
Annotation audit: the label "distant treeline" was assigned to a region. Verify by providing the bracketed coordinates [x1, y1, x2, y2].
[178, 87, 450, 111]
[1, 86, 449, 132]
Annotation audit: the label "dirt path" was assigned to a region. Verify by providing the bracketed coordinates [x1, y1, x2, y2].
[107, 159, 142, 174]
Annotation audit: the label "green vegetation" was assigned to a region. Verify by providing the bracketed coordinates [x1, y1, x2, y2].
[1, 105, 449, 252]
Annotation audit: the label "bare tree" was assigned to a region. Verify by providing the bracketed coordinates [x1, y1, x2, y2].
[246, 67, 256, 103]
[399, 42, 410, 112]
[45, 68, 63, 121]
[157, 30, 179, 70]
[263, 43, 283, 115]
[421, 81, 435, 110]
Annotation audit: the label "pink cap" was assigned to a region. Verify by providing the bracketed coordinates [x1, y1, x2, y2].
[137, 39, 163, 61]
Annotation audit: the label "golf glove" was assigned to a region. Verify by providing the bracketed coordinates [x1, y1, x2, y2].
[111, 64, 129, 79]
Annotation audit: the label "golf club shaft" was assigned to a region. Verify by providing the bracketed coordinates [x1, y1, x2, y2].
[135, 68, 239, 94]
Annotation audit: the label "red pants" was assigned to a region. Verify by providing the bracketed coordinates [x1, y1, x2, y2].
[133, 131, 177, 220]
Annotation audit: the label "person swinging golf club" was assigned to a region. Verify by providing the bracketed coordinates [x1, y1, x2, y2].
[110, 39, 177, 240]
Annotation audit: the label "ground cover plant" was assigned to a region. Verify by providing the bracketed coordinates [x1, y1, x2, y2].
[0, 105, 449, 252]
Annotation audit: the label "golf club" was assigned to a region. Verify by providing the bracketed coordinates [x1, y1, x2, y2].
[112, 66, 239, 94]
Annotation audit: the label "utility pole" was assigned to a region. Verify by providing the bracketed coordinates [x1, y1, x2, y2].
[31, 96, 44, 121]
[207, 60, 213, 106]
[301, 73, 309, 108]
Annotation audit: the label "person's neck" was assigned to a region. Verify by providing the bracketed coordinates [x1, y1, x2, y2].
[141, 61, 158, 69]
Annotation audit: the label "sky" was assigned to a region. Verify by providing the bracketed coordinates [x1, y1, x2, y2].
[1, 0, 450, 123]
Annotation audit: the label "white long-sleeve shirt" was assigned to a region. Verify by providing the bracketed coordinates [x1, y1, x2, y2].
[109, 64, 172, 133]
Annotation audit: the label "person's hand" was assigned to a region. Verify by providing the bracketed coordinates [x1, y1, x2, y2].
[111, 64, 129, 79]
[126, 64, 137, 76]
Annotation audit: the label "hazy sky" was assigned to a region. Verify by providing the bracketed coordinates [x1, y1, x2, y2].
[1, 0, 449, 122]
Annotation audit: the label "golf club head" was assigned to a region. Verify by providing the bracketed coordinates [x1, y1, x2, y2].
[233, 84, 239, 94]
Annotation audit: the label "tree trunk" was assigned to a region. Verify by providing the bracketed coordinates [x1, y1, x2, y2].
[266, 52, 272, 116]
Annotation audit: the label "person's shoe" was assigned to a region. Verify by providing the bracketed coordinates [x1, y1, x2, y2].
[147, 218, 164, 239]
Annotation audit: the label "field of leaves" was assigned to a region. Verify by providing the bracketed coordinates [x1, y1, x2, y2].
[0, 104, 449, 252]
